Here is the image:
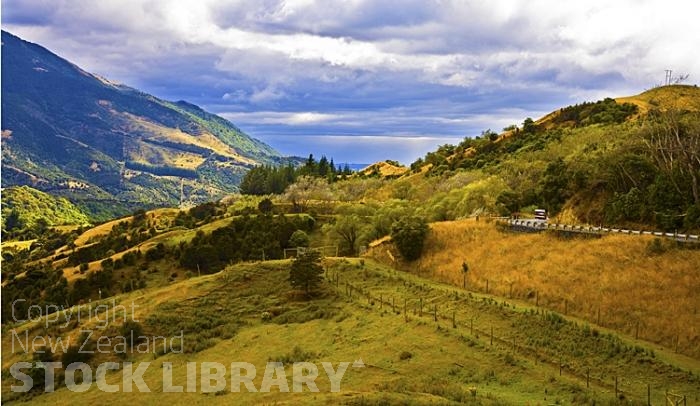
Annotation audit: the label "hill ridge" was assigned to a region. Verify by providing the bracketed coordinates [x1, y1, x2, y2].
[1, 30, 282, 220]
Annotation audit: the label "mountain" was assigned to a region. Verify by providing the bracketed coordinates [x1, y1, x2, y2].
[1, 30, 283, 220]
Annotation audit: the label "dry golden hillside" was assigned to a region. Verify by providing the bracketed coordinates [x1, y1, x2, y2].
[358, 161, 409, 178]
[616, 84, 700, 114]
[368, 219, 700, 358]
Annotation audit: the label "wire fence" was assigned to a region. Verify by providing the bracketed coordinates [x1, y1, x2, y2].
[324, 268, 696, 405]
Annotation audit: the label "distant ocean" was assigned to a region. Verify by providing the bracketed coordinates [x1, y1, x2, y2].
[343, 163, 371, 171]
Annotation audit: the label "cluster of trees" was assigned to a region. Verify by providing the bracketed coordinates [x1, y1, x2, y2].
[178, 213, 315, 273]
[67, 214, 156, 266]
[1, 265, 68, 324]
[240, 154, 353, 195]
[1, 186, 90, 240]
[411, 98, 637, 177]
[553, 98, 638, 126]
[604, 110, 700, 230]
[322, 201, 430, 260]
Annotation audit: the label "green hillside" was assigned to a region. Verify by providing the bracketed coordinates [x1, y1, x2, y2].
[3, 258, 698, 405]
[400, 85, 700, 232]
[1, 30, 283, 219]
[1, 186, 90, 239]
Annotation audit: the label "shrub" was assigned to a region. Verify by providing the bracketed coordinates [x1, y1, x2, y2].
[646, 238, 667, 255]
[100, 258, 114, 271]
[391, 216, 429, 261]
[258, 198, 274, 214]
[288, 230, 310, 248]
[120, 320, 145, 349]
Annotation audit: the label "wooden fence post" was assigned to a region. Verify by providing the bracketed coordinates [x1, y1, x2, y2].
[646, 384, 650, 406]
[404, 298, 407, 322]
[559, 358, 562, 376]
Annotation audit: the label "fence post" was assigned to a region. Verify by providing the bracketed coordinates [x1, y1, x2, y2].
[404, 298, 407, 322]
[675, 334, 679, 353]
[646, 384, 650, 406]
[586, 368, 590, 388]
[559, 358, 562, 376]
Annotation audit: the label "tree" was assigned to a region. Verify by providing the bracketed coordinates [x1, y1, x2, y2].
[288, 230, 310, 248]
[283, 176, 334, 212]
[3, 208, 23, 232]
[258, 198, 274, 214]
[643, 110, 700, 206]
[522, 117, 537, 134]
[390, 216, 429, 261]
[289, 250, 324, 296]
[325, 214, 368, 256]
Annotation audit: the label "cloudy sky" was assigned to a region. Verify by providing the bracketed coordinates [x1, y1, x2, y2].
[3, 0, 698, 164]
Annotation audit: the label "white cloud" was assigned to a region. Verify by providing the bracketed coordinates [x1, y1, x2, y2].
[4, 0, 700, 162]
[222, 111, 342, 125]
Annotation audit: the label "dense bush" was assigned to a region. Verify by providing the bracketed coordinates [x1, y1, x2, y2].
[391, 216, 429, 261]
[179, 214, 315, 274]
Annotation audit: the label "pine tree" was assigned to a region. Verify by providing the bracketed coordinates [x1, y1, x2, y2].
[289, 250, 324, 296]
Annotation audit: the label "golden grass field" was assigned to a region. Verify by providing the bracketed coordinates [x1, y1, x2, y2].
[370, 219, 700, 359]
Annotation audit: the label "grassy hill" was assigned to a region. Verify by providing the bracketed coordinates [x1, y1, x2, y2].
[368, 218, 700, 359]
[360, 85, 700, 233]
[1, 185, 90, 239]
[2, 193, 699, 404]
[2, 258, 698, 405]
